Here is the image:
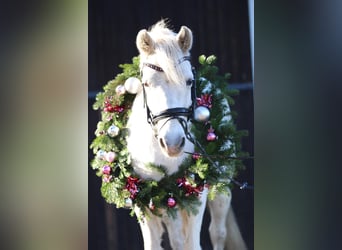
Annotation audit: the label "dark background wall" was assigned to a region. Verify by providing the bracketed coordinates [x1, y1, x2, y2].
[89, 0, 254, 249]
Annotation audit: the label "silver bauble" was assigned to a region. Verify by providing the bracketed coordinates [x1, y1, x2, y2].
[194, 106, 210, 122]
[115, 84, 126, 95]
[124, 77, 142, 94]
[96, 149, 106, 160]
[219, 165, 228, 174]
[124, 198, 133, 208]
[107, 125, 120, 137]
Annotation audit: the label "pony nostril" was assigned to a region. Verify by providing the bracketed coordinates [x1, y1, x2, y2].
[159, 136, 185, 156]
[159, 138, 166, 149]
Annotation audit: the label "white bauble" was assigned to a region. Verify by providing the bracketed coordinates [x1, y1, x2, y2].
[194, 106, 210, 122]
[124, 77, 141, 94]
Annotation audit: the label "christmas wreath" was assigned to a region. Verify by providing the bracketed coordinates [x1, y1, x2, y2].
[90, 55, 248, 218]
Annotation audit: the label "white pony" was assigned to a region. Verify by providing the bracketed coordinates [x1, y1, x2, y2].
[127, 20, 247, 250]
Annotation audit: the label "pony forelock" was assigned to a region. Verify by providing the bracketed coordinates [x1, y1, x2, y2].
[142, 20, 190, 85]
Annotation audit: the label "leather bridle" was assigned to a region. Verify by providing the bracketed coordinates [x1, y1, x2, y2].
[141, 56, 196, 138]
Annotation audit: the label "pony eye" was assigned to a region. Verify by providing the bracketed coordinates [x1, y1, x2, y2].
[186, 79, 194, 86]
[143, 82, 150, 87]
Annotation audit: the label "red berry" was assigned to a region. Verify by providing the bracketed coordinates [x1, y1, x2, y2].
[192, 152, 201, 160]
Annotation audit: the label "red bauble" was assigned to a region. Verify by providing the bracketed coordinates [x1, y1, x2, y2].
[206, 132, 217, 141]
[206, 127, 217, 141]
[167, 197, 177, 208]
[102, 165, 111, 175]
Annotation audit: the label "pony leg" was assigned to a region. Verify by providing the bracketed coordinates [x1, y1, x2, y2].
[208, 190, 231, 250]
[208, 189, 247, 250]
[163, 209, 185, 250]
[163, 189, 207, 250]
[225, 206, 247, 250]
[183, 187, 208, 250]
[135, 207, 164, 250]
[164, 205, 207, 250]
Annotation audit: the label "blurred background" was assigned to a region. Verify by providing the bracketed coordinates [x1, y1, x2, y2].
[89, 0, 254, 249]
[2, 0, 342, 249]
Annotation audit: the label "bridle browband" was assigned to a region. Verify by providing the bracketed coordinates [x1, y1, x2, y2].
[142, 63, 164, 73]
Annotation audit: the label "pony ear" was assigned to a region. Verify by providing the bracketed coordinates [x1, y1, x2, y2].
[177, 26, 193, 53]
[136, 29, 155, 55]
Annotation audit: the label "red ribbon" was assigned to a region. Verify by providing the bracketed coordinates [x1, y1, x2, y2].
[196, 94, 212, 109]
[104, 97, 125, 113]
[176, 177, 204, 197]
[125, 176, 140, 199]
[113, 105, 125, 113]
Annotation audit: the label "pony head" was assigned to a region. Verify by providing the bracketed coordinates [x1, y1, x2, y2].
[136, 20, 194, 157]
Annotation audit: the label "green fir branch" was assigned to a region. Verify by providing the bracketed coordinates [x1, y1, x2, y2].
[89, 54, 249, 220]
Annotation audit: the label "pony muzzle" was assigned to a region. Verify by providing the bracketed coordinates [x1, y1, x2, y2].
[155, 117, 188, 157]
[158, 135, 186, 157]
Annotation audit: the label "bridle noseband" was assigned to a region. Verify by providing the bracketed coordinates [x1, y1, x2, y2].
[141, 56, 196, 137]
